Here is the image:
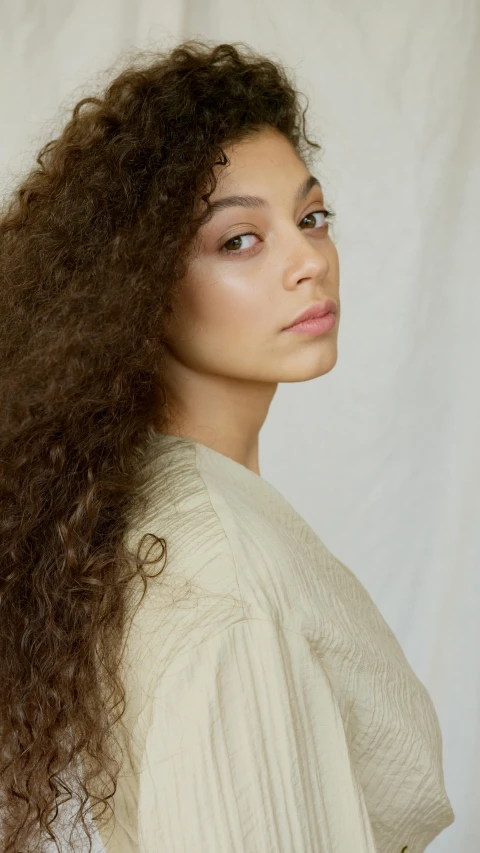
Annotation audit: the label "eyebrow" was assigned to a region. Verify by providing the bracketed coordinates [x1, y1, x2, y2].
[207, 174, 322, 215]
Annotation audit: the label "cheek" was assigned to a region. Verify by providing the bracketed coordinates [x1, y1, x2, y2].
[193, 272, 262, 335]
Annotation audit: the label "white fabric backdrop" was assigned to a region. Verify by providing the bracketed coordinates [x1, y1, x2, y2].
[1, 1, 478, 850]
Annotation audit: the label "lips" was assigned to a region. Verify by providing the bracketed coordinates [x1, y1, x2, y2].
[283, 299, 337, 330]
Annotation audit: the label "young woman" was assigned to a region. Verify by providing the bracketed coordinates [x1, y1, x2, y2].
[0, 39, 454, 853]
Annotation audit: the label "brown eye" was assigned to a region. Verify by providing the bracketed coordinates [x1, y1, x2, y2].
[300, 208, 335, 229]
[220, 232, 259, 254]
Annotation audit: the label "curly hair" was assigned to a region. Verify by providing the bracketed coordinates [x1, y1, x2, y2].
[0, 38, 322, 852]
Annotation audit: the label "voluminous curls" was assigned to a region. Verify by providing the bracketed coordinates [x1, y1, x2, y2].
[0, 38, 321, 852]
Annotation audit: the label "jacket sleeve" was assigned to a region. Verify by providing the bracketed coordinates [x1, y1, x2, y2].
[137, 617, 378, 853]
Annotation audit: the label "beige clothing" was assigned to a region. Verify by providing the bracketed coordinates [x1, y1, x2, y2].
[94, 433, 454, 853]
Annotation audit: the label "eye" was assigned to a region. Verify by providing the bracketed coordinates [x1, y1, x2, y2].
[299, 207, 335, 230]
[220, 207, 336, 256]
[221, 232, 259, 254]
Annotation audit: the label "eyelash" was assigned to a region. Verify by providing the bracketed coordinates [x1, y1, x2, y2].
[220, 207, 336, 256]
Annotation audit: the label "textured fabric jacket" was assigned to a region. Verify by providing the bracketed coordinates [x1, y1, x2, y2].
[93, 433, 455, 853]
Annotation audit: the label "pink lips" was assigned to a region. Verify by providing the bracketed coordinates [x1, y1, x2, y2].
[284, 313, 336, 335]
[283, 299, 337, 330]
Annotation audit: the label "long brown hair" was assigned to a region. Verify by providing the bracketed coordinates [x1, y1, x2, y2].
[0, 38, 322, 852]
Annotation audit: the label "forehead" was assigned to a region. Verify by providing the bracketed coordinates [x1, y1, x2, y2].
[218, 128, 303, 182]
[194, 129, 317, 227]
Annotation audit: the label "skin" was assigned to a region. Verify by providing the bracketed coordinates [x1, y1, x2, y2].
[159, 125, 340, 476]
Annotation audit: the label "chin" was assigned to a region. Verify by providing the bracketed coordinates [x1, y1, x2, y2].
[277, 351, 338, 383]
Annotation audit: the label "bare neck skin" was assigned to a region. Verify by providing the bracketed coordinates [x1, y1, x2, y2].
[161, 369, 276, 476]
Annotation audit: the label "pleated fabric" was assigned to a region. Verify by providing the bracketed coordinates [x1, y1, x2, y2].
[93, 433, 454, 853]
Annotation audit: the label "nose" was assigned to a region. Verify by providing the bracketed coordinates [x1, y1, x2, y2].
[282, 227, 329, 286]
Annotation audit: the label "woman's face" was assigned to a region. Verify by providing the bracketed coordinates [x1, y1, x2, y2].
[162, 125, 340, 415]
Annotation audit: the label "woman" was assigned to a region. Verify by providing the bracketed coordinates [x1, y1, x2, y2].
[0, 39, 454, 853]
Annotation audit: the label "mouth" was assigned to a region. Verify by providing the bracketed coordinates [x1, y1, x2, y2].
[283, 312, 337, 335]
[282, 298, 338, 331]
